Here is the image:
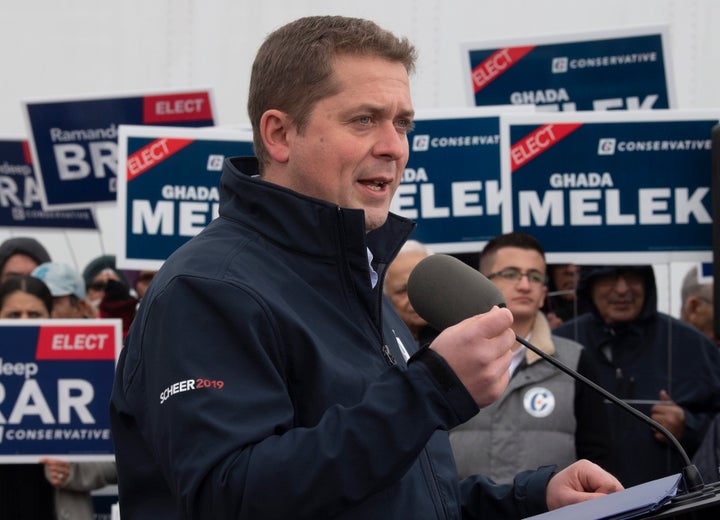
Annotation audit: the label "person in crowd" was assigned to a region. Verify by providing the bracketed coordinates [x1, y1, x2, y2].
[692, 412, 720, 484]
[543, 263, 581, 329]
[384, 240, 439, 345]
[32, 263, 120, 518]
[450, 233, 613, 483]
[680, 266, 717, 346]
[0, 236, 52, 282]
[82, 254, 129, 316]
[110, 15, 622, 518]
[0, 272, 116, 520]
[0, 273, 53, 319]
[98, 278, 138, 338]
[554, 265, 720, 487]
[40, 457, 118, 520]
[680, 267, 720, 488]
[0, 274, 56, 518]
[82, 254, 138, 334]
[133, 270, 157, 300]
[32, 261, 94, 319]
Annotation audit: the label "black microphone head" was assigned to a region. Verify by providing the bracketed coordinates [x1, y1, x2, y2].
[407, 254, 506, 330]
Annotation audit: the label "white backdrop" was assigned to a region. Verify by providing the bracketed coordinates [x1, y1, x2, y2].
[1, 0, 718, 314]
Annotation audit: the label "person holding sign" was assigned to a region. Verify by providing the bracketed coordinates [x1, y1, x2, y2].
[0, 274, 56, 518]
[110, 15, 621, 519]
[0, 273, 118, 519]
[40, 457, 117, 520]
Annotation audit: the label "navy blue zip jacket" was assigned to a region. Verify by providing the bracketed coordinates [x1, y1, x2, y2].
[110, 157, 555, 519]
[554, 266, 720, 487]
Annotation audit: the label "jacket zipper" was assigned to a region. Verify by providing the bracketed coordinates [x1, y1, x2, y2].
[381, 344, 397, 366]
[335, 207, 395, 367]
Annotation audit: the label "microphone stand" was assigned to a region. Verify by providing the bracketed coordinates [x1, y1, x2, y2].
[513, 334, 706, 493]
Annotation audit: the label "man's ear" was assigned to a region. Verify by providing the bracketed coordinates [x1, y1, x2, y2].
[260, 109, 292, 164]
[685, 296, 702, 318]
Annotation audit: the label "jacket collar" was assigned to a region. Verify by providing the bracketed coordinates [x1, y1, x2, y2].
[219, 157, 415, 270]
[524, 311, 556, 365]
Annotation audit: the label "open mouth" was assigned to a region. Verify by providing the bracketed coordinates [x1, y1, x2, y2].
[361, 180, 387, 191]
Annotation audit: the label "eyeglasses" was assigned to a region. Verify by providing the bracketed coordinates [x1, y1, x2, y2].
[88, 282, 107, 292]
[487, 267, 547, 286]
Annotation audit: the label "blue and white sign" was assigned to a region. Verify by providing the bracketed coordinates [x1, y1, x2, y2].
[462, 26, 675, 112]
[0, 320, 121, 462]
[699, 262, 713, 284]
[500, 110, 719, 264]
[117, 125, 254, 270]
[0, 138, 96, 229]
[391, 106, 532, 253]
[23, 88, 216, 210]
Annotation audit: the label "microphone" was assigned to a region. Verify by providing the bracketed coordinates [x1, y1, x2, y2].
[407, 254, 705, 493]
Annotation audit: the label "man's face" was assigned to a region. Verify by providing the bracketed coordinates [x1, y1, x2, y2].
[550, 264, 579, 300]
[487, 247, 547, 326]
[265, 54, 413, 232]
[385, 251, 428, 332]
[685, 284, 715, 341]
[591, 270, 646, 324]
[86, 269, 122, 309]
[135, 270, 157, 299]
[51, 295, 85, 319]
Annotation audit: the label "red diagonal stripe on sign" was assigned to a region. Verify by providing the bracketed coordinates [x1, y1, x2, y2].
[22, 140, 32, 165]
[510, 123, 583, 172]
[126, 138, 194, 181]
[472, 46, 535, 94]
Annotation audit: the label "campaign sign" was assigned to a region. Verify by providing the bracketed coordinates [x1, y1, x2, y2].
[699, 262, 713, 284]
[117, 125, 254, 270]
[391, 106, 531, 253]
[0, 138, 96, 229]
[500, 110, 719, 264]
[23, 88, 215, 210]
[462, 26, 674, 112]
[0, 320, 121, 462]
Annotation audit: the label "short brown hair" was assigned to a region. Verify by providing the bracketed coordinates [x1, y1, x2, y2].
[247, 16, 417, 168]
[479, 232, 546, 275]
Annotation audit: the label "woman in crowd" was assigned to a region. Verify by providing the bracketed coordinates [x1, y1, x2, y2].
[0, 273, 117, 519]
[0, 275, 56, 518]
[0, 274, 52, 319]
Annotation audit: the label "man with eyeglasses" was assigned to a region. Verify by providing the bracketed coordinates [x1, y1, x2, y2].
[450, 232, 614, 484]
[554, 264, 720, 488]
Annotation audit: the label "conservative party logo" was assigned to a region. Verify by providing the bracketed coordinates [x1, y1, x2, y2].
[206, 154, 224, 171]
[523, 387, 556, 418]
[552, 57, 569, 74]
[597, 138, 617, 155]
[412, 134, 430, 152]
